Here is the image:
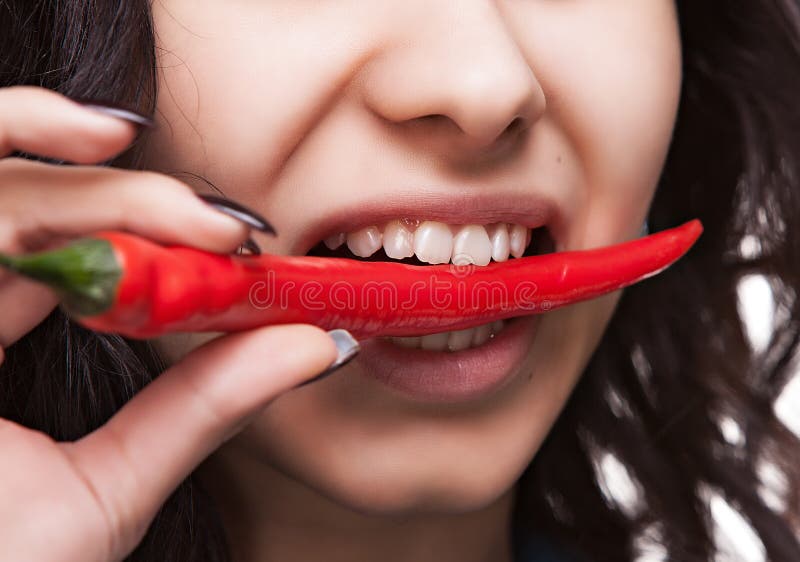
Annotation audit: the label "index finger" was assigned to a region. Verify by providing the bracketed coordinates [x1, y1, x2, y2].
[0, 86, 142, 163]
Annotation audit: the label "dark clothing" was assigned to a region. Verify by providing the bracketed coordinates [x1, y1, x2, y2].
[514, 535, 573, 562]
[513, 523, 576, 562]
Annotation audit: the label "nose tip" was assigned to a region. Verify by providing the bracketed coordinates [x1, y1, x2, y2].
[358, 4, 546, 156]
[439, 65, 544, 149]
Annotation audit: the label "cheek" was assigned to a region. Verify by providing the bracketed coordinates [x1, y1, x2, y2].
[144, 1, 371, 197]
[509, 2, 682, 245]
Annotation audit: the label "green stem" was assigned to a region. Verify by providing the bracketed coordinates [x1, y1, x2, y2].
[0, 238, 121, 316]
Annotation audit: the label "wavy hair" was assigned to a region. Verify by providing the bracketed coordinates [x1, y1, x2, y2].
[1, 1, 799, 560]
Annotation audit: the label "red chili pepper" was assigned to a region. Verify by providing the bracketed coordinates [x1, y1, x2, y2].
[0, 220, 702, 340]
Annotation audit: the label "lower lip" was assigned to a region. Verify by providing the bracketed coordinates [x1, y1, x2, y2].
[356, 315, 539, 403]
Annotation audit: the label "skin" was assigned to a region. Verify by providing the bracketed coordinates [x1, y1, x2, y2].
[144, 1, 683, 561]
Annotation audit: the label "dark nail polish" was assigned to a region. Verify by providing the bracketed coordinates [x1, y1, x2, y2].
[71, 97, 156, 130]
[296, 329, 360, 388]
[197, 194, 277, 235]
[237, 237, 262, 256]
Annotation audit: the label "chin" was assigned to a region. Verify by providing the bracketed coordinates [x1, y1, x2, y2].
[293, 457, 523, 517]
[241, 395, 557, 517]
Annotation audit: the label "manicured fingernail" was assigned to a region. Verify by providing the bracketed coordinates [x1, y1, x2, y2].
[236, 237, 262, 256]
[296, 329, 360, 387]
[71, 97, 156, 130]
[197, 194, 276, 235]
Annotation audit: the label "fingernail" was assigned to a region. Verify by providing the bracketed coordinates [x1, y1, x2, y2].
[236, 237, 262, 256]
[296, 329, 360, 388]
[197, 194, 277, 235]
[71, 97, 156, 130]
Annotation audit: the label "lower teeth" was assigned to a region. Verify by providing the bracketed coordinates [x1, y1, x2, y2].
[387, 320, 506, 352]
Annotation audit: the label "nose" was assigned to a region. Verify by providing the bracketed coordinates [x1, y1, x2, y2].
[358, 2, 546, 158]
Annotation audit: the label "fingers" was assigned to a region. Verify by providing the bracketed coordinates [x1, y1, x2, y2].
[0, 86, 253, 350]
[0, 86, 249, 253]
[65, 325, 338, 539]
[0, 164, 252, 351]
[0, 86, 141, 163]
[0, 276, 58, 349]
[0, 158, 250, 255]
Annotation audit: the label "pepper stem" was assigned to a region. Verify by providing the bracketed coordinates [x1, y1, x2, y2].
[0, 238, 121, 316]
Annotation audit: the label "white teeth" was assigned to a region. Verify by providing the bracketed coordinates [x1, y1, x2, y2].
[447, 328, 475, 352]
[419, 332, 450, 351]
[452, 225, 492, 266]
[347, 226, 382, 257]
[324, 232, 346, 250]
[509, 224, 528, 259]
[489, 224, 511, 263]
[413, 221, 453, 264]
[383, 220, 415, 260]
[388, 320, 507, 351]
[472, 324, 492, 346]
[393, 336, 421, 349]
[325, 221, 536, 264]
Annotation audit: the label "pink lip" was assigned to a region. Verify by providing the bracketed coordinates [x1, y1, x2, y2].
[355, 315, 539, 403]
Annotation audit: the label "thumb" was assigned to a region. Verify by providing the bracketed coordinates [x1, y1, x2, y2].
[63, 325, 353, 557]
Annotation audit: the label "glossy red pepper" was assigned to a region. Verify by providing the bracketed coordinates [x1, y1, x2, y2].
[0, 220, 702, 340]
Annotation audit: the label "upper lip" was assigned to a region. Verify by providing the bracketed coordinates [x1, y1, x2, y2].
[290, 186, 565, 256]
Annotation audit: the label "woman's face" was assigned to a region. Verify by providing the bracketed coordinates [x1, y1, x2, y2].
[145, 1, 681, 514]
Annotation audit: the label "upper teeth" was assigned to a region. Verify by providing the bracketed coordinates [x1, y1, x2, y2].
[325, 220, 534, 265]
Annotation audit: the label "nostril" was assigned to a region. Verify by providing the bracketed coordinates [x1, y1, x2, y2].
[510, 116, 529, 134]
[412, 113, 461, 134]
[500, 116, 529, 144]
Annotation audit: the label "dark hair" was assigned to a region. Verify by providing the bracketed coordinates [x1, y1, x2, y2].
[2, 1, 799, 560]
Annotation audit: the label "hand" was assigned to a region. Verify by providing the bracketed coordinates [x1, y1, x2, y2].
[0, 86, 339, 562]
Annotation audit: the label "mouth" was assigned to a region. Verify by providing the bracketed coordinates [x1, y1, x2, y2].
[289, 191, 571, 402]
[300, 209, 556, 402]
[305, 217, 556, 352]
